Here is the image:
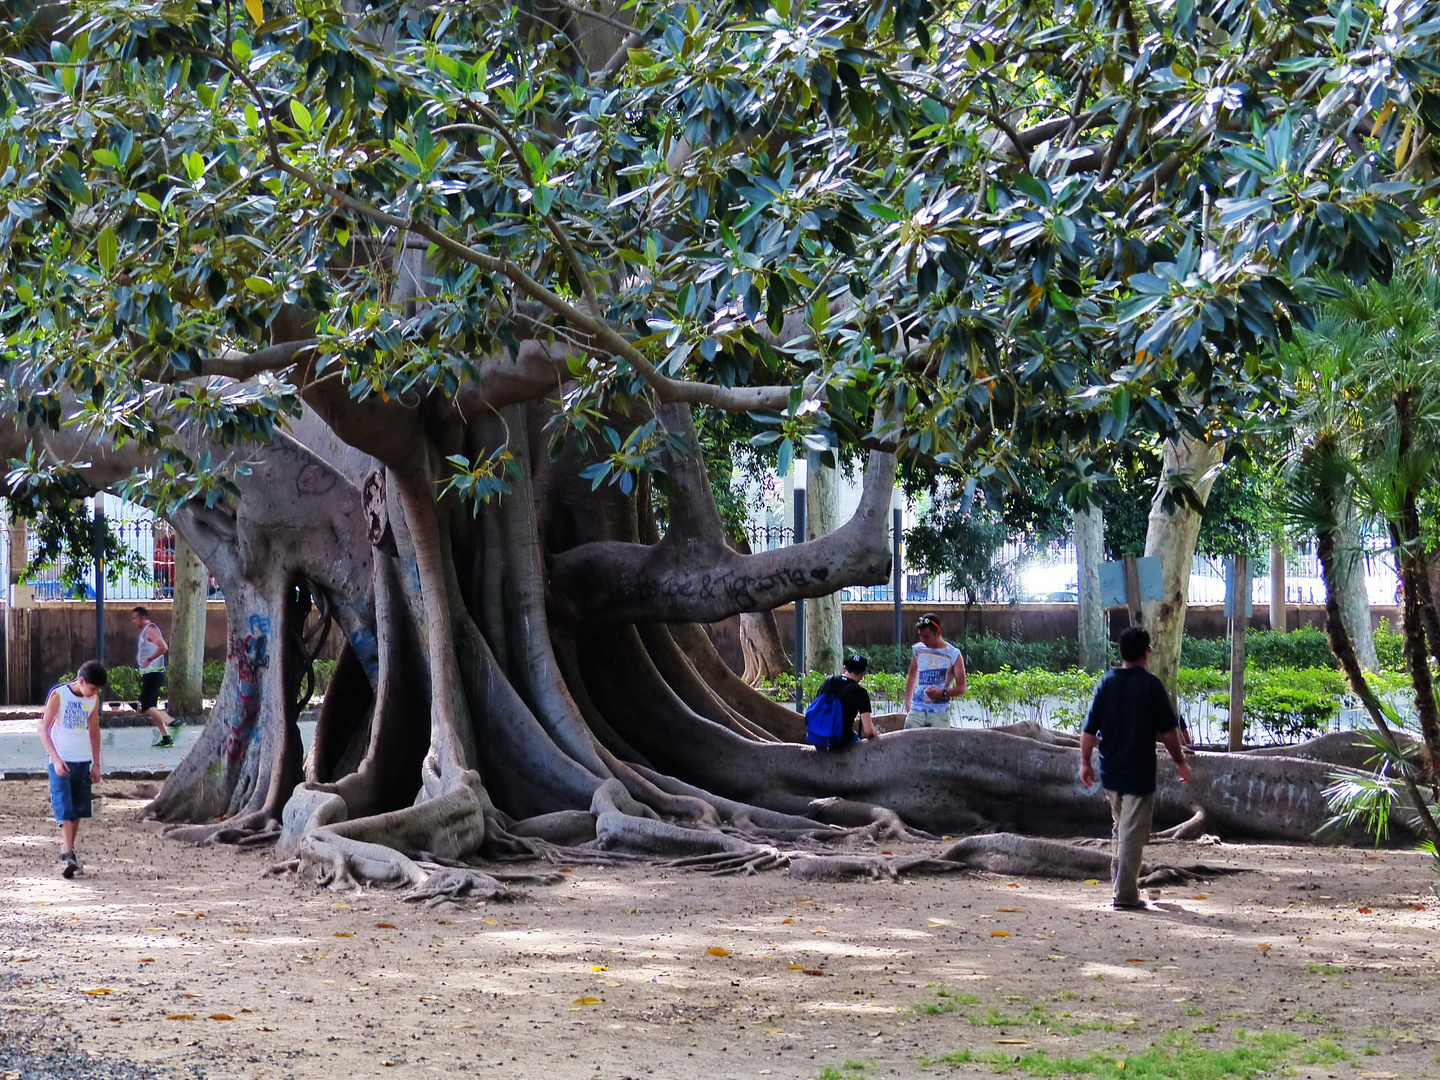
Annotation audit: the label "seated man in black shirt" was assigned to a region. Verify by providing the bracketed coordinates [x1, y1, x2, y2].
[816, 653, 880, 745]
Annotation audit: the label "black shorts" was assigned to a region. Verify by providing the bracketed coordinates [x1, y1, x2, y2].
[139, 671, 165, 711]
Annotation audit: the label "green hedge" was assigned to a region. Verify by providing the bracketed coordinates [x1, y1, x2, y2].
[847, 627, 1403, 676]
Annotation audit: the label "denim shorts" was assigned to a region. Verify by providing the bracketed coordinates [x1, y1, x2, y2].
[48, 763, 93, 822]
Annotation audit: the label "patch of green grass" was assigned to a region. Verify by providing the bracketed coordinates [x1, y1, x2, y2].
[935, 1031, 1298, 1078]
[1192, 1025, 1217, 1034]
[916, 989, 981, 1017]
[1066, 1021, 1118, 1035]
[1182, 1007, 1204, 1017]
[1306, 963, 1345, 975]
[1300, 1040, 1348, 1065]
[816, 1063, 869, 1080]
[1362, 1045, 1380, 1057]
[1291, 1009, 1325, 1024]
[1363, 1024, 1398, 1039]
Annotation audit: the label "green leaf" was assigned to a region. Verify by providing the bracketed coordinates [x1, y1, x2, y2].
[290, 99, 312, 133]
[184, 152, 206, 182]
[244, 0, 264, 25]
[97, 226, 117, 273]
[244, 104, 260, 132]
[92, 148, 119, 168]
[136, 192, 162, 213]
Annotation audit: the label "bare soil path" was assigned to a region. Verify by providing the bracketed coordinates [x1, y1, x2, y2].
[1, 780, 1436, 1080]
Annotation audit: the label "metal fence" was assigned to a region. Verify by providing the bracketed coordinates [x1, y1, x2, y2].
[747, 522, 1403, 608]
[5, 514, 221, 603]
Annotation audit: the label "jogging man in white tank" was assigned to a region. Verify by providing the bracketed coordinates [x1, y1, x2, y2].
[131, 606, 176, 746]
[38, 660, 107, 877]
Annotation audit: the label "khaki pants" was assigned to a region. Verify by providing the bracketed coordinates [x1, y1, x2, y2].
[904, 709, 951, 729]
[1105, 789, 1154, 906]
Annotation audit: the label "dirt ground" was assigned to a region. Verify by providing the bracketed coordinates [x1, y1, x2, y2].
[0, 780, 1436, 1080]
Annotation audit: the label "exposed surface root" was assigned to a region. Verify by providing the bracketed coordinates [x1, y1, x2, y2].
[935, 832, 1249, 884]
[163, 811, 279, 848]
[1153, 808, 1212, 841]
[789, 854, 907, 882]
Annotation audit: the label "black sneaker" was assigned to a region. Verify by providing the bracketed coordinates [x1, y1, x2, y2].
[1112, 899, 1148, 911]
[60, 852, 79, 879]
[154, 735, 175, 748]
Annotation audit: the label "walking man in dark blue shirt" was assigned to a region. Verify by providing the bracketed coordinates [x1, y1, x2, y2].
[1079, 627, 1192, 910]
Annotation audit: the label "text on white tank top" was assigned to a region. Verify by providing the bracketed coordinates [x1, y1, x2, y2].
[49, 683, 98, 762]
[138, 622, 165, 671]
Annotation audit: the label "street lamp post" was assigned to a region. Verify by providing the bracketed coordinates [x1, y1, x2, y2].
[793, 457, 807, 712]
[892, 486, 904, 654]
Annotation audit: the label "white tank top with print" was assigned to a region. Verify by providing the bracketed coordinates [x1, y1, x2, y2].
[49, 683, 99, 763]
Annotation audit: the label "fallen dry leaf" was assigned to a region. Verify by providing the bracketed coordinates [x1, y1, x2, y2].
[482, 918, 499, 925]
[706, 947, 729, 957]
[257, 1026, 278, 1032]
[1258, 944, 1272, 951]
[334, 932, 354, 938]
[1191, 895, 1207, 900]
[802, 969, 826, 977]
[996, 909, 1020, 913]
[572, 996, 602, 1005]
[591, 965, 609, 971]
[764, 1028, 785, 1034]
[604, 981, 621, 987]
[1083, 879, 1101, 885]
[167, 1014, 195, 1021]
[997, 1040, 1027, 1045]
[208, 1014, 234, 1021]
[139, 958, 154, 963]
[375, 923, 396, 929]
[331, 903, 349, 909]
[780, 918, 794, 924]
[1124, 958, 1145, 963]
[787, 964, 805, 970]
[1006, 882, 1019, 888]
[1357, 907, 1373, 914]
[990, 931, 1010, 938]
[1358, 1072, 1398, 1078]
[81, 988, 114, 995]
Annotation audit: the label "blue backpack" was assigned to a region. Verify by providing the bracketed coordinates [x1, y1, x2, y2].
[805, 681, 848, 750]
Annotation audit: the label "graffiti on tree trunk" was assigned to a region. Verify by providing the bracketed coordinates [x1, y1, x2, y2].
[225, 614, 271, 764]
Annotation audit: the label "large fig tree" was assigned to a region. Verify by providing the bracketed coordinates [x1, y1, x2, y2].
[1, 0, 1436, 889]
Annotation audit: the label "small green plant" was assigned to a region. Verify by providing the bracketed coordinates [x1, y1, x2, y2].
[1305, 963, 1345, 975]
[946, 1030, 1296, 1078]
[1300, 1040, 1347, 1065]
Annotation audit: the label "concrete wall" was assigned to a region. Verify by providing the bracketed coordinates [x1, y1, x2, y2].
[704, 602, 1403, 673]
[6, 601, 230, 704]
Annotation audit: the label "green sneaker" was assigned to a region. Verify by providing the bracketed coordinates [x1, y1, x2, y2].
[154, 735, 175, 748]
[169, 718, 185, 731]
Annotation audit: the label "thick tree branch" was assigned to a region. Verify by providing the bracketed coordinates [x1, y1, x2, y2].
[548, 448, 897, 624]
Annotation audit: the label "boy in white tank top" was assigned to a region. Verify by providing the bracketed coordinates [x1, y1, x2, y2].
[38, 660, 107, 878]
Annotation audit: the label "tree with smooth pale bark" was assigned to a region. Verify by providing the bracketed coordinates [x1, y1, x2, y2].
[0, 0, 1435, 891]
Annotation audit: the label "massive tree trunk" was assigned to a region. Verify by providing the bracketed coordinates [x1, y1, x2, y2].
[1074, 502, 1107, 672]
[1, 399, 1419, 896]
[804, 456, 845, 676]
[727, 534, 791, 685]
[1140, 436, 1223, 692]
